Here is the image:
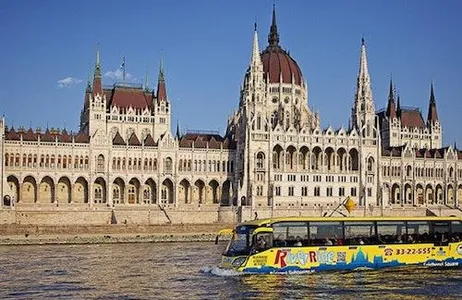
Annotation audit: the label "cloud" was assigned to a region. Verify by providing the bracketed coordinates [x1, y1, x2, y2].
[104, 69, 135, 82]
[57, 77, 83, 88]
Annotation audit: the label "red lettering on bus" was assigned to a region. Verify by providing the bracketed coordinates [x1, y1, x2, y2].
[274, 250, 288, 267]
[309, 251, 317, 262]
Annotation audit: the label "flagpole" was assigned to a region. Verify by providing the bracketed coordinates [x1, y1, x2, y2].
[122, 57, 126, 82]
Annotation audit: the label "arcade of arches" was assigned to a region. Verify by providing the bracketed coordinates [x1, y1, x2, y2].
[271, 146, 359, 172]
[6, 175, 233, 206]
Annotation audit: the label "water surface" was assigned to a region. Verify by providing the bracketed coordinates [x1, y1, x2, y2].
[0, 243, 460, 299]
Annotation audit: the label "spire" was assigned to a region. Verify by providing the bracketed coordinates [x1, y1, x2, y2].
[352, 37, 375, 129]
[396, 94, 401, 118]
[250, 23, 263, 69]
[427, 82, 439, 124]
[176, 121, 181, 139]
[92, 46, 102, 95]
[386, 78, 397, 118]
[157, 58, 167, 102]
[144, 71, 149, 91]
[268, 4, 280, 47]
[359, 38, 369, 78]
[86, 67, 92, 92]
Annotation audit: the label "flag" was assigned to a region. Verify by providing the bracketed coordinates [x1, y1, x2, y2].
[120, 57, 126, 81]
[120, 57, 125, 70]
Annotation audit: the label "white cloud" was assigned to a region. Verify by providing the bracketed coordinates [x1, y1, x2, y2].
[57, 77, 83, 88]
[104, 69, 135, 82]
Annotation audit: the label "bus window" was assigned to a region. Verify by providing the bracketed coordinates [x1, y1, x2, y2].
[406, 221, 431, 243]
[344, 221, 375, 245]
[252, 232, 273, 253]
[272, 222, 308, 247]
[451, 221, 462, 242]
[376, 221, 406, 244]
[430, 221, 450, 246]
[309, 222, 343, 246]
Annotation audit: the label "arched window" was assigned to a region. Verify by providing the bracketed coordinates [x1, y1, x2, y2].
[97, 154, 105, 172]
[256, 152, 265, 169]
[165, 157, 173, 173]
[367, 157, 374, 172]
[406, 165, 412, 177]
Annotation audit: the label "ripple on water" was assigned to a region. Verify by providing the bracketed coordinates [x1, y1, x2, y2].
[0, 243, 461, 299]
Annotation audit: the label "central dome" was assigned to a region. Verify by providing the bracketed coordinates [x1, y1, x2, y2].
[260, 6, 303, 86]
[261, 47, 303, 86]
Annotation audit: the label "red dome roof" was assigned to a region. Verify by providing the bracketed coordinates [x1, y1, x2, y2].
[261, 48, 303, 85]
[260, 6, 303, 86]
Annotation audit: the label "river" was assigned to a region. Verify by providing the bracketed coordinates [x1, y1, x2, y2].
[0, 242, 460, 299]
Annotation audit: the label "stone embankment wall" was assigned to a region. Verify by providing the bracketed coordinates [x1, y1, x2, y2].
[1, 205, 461, 227]
[0, 223, 234, 245]
[0, 205, 460, 245]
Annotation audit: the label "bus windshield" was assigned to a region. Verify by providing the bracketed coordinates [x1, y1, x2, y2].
[224, 225, 257, 256]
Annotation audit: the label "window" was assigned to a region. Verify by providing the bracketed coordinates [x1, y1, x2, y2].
[164, 157, 173, 173]
[309, 222, 343, 245]
[273, 222, 308, 247]
[97, 154, 105, 172]
[314, 187, 320, 197]
[326, 187, 333, 197]
[344, 221, 375, 245]
[275, 186, 281, 196]
[288, 186, 294, 196]
[257, 185, 263, 196]
[376, 221, 406, 243]
[351, 187, 357, 197]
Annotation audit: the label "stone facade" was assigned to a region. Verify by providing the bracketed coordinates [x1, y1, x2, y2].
[1, 8, 461, 225]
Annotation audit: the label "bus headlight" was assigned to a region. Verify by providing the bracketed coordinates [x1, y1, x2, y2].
[232, 257, 247, 267]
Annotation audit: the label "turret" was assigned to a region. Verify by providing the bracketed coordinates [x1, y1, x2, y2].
[427, 82, 439, 125]
[351, 38, 375, 135]
[268, 4, 279, 48]
[157, 59, 167, 103]
[385, 79, 397, 119]
[92, 47, 102, 96]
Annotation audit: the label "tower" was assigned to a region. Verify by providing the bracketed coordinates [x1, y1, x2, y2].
[352, 38, 376, 137]
[88, 48, 107, 145]
[383, 78, 402, 148]
[153, 59, 172, 141]
[427, 82, 442, 149]
[351, 38, 380, 207]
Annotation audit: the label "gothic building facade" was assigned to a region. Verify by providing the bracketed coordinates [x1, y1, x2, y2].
[1, 8, 461, 214]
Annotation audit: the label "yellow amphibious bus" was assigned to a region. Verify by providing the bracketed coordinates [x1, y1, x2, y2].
[217, 216, 462, 273]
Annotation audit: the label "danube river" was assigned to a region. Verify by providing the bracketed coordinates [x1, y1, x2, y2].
[0, 242, 460, 299]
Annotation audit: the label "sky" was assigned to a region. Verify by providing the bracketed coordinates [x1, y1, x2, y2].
[1, 0, 462, 146]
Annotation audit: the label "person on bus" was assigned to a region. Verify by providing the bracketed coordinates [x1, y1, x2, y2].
[294, 236, 303, 247]
[274, 234, 286, 247]
[324, 238, 333, 246]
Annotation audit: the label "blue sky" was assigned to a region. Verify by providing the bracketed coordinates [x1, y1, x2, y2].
[1, 0, 461, 146]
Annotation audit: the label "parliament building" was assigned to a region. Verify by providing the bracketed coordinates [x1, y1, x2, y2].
[1, 8, 461, 223]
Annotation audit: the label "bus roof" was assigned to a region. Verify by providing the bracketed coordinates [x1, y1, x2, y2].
[239, 216, 462, 227]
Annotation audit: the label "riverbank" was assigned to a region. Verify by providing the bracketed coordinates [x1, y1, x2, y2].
[0, 223, 234, 245]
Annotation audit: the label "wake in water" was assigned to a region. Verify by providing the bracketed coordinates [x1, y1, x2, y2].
[200, 266, 318, 276]
[200, 266, 242, 277]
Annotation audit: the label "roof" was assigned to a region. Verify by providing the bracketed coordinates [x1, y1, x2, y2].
[239, 216, 462, 227]
[112, 132, 126, 145]
[128, 132, 141, 146]
[400, 109, 426, 129]
[143, 134, 157, 146]
[179, 133, 236, 149]
[104, 86, 154, 110]
[261, 47, 303, 85]
[382, 146, 405, 157]
[4, 127, 86, 143]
